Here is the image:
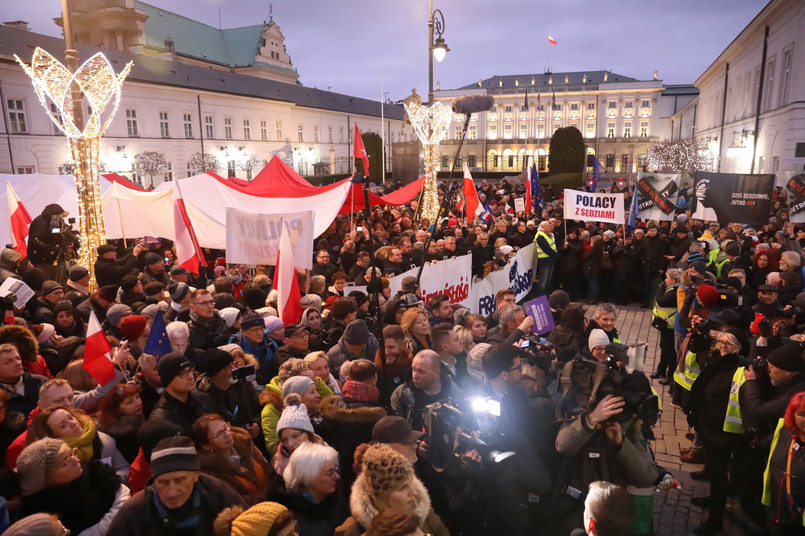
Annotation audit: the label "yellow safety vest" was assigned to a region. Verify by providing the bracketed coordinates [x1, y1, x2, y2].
[723, 366, 746, 434]
[715, 256, 730, 278]
[708, 248, 719, 265]
[535, 230, 556, 259]
[762, 418, 805, 526]
[651, 287, 677, 329]
[673, 350, 700, 391]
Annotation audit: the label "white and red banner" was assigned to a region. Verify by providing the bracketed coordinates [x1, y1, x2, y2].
[173, 180, 206, 275]
[84, 311, 116, 384]
[225, 208, 315, 270]
[277, 224, 303, 325]
[388, 255, 473, 309]
[563, 189, 625, 225]
[6, 181, 31, 258]
[468, 244, 536, 315]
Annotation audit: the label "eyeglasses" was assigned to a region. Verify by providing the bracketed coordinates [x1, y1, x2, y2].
[212, 422, 231, 440]
[317, 255, 330, 259]
[177, 367, 195, 378]
[58, 447, 79, 467]
[716, 339, 735, 347]
[324, 466, 341, 479]
[194, 300, 214, 306]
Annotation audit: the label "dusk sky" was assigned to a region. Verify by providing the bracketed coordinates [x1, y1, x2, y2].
[3, 0, 766, 101]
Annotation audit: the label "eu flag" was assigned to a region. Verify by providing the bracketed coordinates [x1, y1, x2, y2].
[626, 183, 639, 234]
[591, 156, 605, 192]
[530, 163, 540, 212]
[144, 309, 172, 359]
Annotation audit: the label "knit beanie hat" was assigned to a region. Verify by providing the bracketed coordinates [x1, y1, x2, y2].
[277, 393, 314, 435]
[696, 284, 720, 308]
[106, 303, 132, 327]
[40, 280, 63, 297]
[282, 375, 315, 398]
[204, 348, 234, 377]
[34, 323, 55, 344]
[54, 300, 73, 315]
[3, 513, 57, 536]
[120, 315, 147, 340]
[299, 294, 322, 313]
[143, 281, 165, 298]
[215, 502, 289, 536]
[157, 352, 193, 386]
[588, 328, 610, 352]
[140, 303, 162, 321]
[242, 287, 268, 310]
[17, 437, 65, 496]
[144, 252, 163, 266]
[265, 316, 284, 333]
[343, 319, 370, 345]
[218, 343, 241, 354]
[767, 343, 804, 373]
[241, 310, 265, 331]
[361, 443, 414, 498]
[548, 290, 570, 311]
[219, 307, 242, 328]
[169, 282, 190, 303]
[150, 436, 200, 478]
[120, 275, 140, 293]
[97, 284, 118, 302]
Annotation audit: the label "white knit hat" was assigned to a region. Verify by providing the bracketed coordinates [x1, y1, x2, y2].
[588, 328, 610, 352]
[218, 307, 241, 328]
[276, 394, 314, 435]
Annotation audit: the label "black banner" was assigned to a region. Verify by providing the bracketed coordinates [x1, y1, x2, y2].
[692, 172, 774, 225]
[786, 172, 805, 222]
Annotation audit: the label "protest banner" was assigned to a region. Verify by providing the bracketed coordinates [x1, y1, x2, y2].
[523, 295, 555, 335]
[225, 208, 314, 269]
[469, 244, 536, 316]
[514, 197, 525, 213]
[785, 171, 805, 223]
[691, 172, 774, 225]
[635, 173, 680, 221]
[563, 189, 625, 225]
[388, 255, 473, 309]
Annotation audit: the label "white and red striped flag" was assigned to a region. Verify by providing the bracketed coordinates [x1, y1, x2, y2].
[462, 163, 482, 222]
[173, 180, 206, 275]
[353, 123, 370, 177]
[6, 181, 31, 259]
[548, 34, 557, 45]
[277, 222, 303, 325]
[84, 311, 116, 384]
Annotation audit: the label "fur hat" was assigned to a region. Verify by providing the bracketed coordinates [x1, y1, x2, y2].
[150, 436, 200, 477]
[106, 303, 133, 327]
[214, 502, 289, 536]
[17, 438, 65, 495]
[361, 443, 414, 497]
[282, 375, 315, 398]
[120, 315, 147, 340]
[588, 328, 610, 352]
[0, 323, 39, 362]
[276, 393, 313, 435]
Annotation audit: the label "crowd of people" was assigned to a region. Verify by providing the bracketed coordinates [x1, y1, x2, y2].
[0, 178, 802, 536]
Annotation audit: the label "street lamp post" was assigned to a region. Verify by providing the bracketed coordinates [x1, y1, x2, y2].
[428, 0, 449, 104]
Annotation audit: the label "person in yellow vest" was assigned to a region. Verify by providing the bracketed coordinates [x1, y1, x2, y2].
[685, 330, 748, 535]
[534, 219, 561, 296]
[762, 391, 805, 535]
[650, 268, 681, 385]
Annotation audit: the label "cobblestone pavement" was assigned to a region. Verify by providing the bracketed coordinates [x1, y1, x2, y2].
[585, 305, 767, 536]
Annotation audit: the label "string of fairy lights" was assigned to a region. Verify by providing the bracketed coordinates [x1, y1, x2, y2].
[404, 101, 452, 223]
[644, 139, 716, 177]
[16, 47, 133, 289]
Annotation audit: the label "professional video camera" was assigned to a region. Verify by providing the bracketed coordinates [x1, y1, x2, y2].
[690, 281, 743, 308]
[518, 335, 557, 371]
[591, 354, 659, 427]
[424, 400, 516, 472]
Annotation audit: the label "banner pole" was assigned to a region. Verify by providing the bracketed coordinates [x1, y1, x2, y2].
[115, 197, 127, 248]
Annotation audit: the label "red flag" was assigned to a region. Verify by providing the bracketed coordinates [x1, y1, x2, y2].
[6, 181, 31, 259]
[173, 180, 206, 275]
[277, 224, 303, 325]
[525, 164, 533, 214]
[353, 123, 370, 177]
[84, 311, 116, 384]
[462, 163, 481, 222]
[548, 34, 557, 45]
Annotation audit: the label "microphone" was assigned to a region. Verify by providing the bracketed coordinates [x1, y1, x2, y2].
[451, 95, 494, 115]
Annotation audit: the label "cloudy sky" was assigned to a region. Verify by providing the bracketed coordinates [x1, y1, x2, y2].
[4, 0, 766, 101]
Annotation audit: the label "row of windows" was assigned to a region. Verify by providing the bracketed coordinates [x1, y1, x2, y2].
[489, 100, 651, 114]
[481, 120, 649, 140]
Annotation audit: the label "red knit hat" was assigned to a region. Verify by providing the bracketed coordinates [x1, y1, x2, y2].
[119, 315, 147, 340]
[696, 284, 720, 308]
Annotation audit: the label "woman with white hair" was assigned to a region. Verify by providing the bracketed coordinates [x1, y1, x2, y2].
[266, 442, 348, 536]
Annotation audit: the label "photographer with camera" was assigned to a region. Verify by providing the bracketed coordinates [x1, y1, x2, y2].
[27, 203, 78, 282]
[551, 332, 660, 535]
[686, 329, 749, 535]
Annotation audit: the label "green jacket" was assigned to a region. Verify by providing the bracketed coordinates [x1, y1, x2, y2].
[260, 376, 334, 456]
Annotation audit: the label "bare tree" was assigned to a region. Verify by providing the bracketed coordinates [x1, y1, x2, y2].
[132, 151, 170, 187]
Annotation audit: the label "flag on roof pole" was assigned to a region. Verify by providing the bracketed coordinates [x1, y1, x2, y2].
[277, 223, 303, 325]
[591, 156, 605, 192]
[6, 181, 31, 259]
[173, 180, 206, 275]
[626, 183, 639, 235]
[462, 163, 481, 222]
[524, 89, 529, 111]
[548, 34, 557, 45]
[525, 163, 540, 214]
[353, 123, 370, 177]
[143, 310, 172, 359]
[84, 311, 116, 384]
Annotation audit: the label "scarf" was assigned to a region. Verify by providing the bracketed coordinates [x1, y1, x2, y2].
[228, 272, 243, 284]
[63, 414, 97, 462]
[342, 379, 380, 403]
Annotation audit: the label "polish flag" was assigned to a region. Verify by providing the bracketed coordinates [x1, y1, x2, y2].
[548, 34, 557, 45]
[525, 164, 533, 214]
[83, 311, 116, 384]
[173, 180, 206, 275]
[353, 123, 371, 177]
[6, 182, 31, 259]
[277, 223, 303, 325]
[462, 163, 482, 222]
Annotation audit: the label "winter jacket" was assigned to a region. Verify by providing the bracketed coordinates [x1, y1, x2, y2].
[762, 420, 805, 529]
[687, 351, 741, 449]
[740, 372, 805, 449]
[0, 370, 47, 420]
[229, 331, 281, 386]
[389, 375, 464, 429]
[335, 471, 448, 536]
[266, 479, 349, 536]
[106, 473, 246, 536]
[197, 426, 269, 505]
[327, 332, 380, 378]
[94, 253, 140, 289]
[148, 390, 220, 435]
[196, 374, 261, 429]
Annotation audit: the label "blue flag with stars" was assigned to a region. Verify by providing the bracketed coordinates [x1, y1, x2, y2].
[144, 309, 172, 359]
[626, 183, 639, 234]
[591, 156, 605, 192]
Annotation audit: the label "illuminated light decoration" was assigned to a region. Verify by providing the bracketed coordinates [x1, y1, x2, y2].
[404, 101, 452, 223]
[644, 139, 716, 177]
[15, 48, 132, 290]
[187, 152, 221, 176]
[132, 151, 170, 188]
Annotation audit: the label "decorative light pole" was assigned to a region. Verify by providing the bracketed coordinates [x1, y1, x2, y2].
[428, 0, 450, 105]
[15, 0, 132, 289]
